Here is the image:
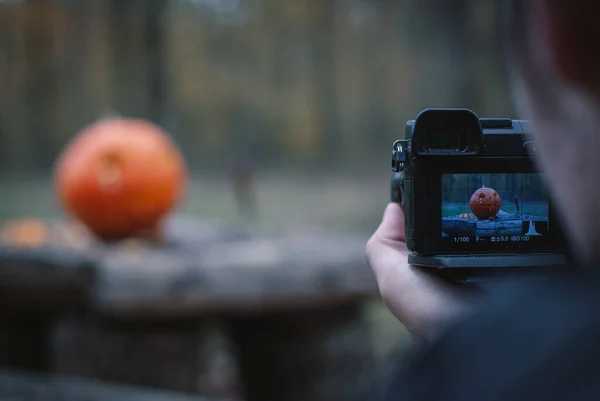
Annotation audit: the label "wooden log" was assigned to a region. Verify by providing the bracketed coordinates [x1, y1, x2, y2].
[228, 301, 375, 401]
[442, 210, 548, 237]
[0, 369, 227, 401]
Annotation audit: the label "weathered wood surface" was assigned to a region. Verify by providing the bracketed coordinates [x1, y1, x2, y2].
[0, 247, 95, 314]
[48, 302, 373, 401]
[0, 320, 52, 371]
[442, 210, 548, 237]
[50, 319, 244, 399]
[229, 302, 375, 401]
[95, 230, 373, 317]
[0, 369, 227, 401]
[0, 215, 376, 317]
[0, 216, 375, 401]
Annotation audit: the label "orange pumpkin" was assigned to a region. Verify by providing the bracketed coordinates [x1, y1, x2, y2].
[469, 187, 501, 219]
[54, 118, 187, 241]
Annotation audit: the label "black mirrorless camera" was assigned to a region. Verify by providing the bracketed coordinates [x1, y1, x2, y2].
[391, 108, 568, 281]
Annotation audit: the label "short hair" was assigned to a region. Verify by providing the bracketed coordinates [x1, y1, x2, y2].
[502, 0, 600, 93]
[499, 0, 561, 119]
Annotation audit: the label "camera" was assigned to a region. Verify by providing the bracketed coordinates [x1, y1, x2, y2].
[390, 108, 568, 281]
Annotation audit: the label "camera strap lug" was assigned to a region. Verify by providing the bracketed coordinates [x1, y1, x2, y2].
[392, 140, 409, 172]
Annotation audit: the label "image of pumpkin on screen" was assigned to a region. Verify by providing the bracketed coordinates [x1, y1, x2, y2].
[440, 173, 549, 241]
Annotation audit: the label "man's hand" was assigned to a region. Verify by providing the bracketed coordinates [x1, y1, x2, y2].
[365, 203, 477, 343]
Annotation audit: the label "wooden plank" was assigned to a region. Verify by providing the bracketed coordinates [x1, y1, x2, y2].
[442, 210, 548, 237]
[0, 215, 376, 317]
[93, 231, 374, 318]
[0, 369, 227, 401]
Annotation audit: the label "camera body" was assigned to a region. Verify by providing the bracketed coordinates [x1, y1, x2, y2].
[391, 108, 567, 281]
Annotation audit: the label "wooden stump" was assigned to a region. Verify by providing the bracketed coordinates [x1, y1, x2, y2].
[0, 215, 377, 399]
[228, 302, 375, 401]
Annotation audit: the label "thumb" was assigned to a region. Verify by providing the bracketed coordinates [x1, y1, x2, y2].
[366, 202, 407, 271]
[374, 203, 406, 242]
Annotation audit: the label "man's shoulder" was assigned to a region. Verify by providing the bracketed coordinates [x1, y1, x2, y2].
[384, 274, 600, 401]
[469, 274, 600, 332]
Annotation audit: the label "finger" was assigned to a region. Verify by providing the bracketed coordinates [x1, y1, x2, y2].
[374, 203, 405, 242]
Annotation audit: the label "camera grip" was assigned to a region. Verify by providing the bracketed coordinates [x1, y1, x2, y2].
[390, 171, 404, 205]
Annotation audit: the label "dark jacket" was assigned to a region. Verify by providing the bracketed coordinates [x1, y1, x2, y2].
[383, 274, 600, 401]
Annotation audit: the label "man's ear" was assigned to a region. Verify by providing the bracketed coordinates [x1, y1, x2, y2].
[531, 0, 600, 89]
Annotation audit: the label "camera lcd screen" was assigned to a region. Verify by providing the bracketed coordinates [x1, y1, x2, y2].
[441, 173, 550, 250]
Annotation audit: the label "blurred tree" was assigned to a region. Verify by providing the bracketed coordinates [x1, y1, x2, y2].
[0, 0, 510, 175]
[0, 1, 73, 172]
[109, 0, 167, 121]
[307, 0, 338, 166]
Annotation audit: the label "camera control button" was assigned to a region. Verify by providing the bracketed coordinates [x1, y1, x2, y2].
[523, 141, 537, 154]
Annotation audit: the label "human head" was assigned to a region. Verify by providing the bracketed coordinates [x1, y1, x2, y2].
[504, 0, 600, 265]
